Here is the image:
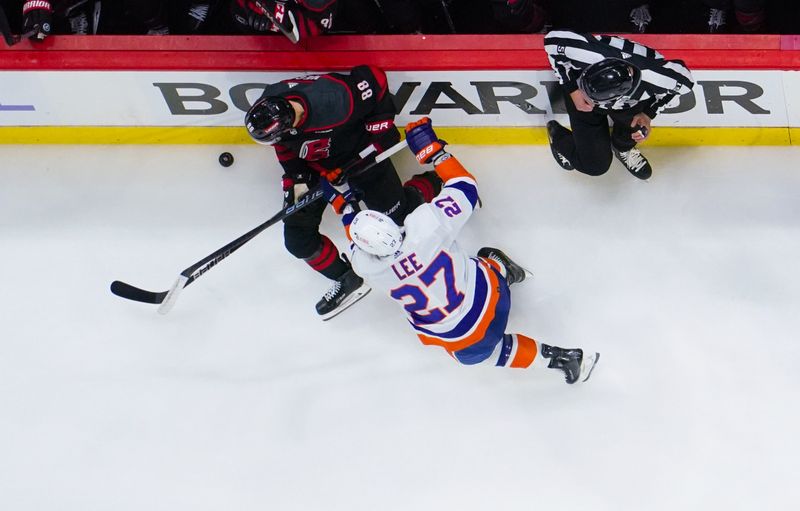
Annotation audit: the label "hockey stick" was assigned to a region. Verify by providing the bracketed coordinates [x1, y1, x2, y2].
[370, 0, 397, 33]
[110, 139, 408, 314]
[253, 1, 300, 44]
[439, 1, 456, 34]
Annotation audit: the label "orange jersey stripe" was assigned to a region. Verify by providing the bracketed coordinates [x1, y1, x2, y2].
[482, 257, 503, 275]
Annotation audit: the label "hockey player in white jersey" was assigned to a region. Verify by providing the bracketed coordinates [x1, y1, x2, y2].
[323, 118, 599, 384]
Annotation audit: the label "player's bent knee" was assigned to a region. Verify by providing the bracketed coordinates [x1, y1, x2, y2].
[453, 340, 501, 365]
[284, 229, 321, 259]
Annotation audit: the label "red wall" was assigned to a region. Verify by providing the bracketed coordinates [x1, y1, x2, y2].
[2, 34, 800, 71]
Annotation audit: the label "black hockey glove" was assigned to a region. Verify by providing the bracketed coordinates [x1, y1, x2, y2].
[233, 0, 301, 40]
[234, 0, 273, 31]
[281, 173, 315, 208]
[262, 0, 304, 43]
[22, 0, 53, 41]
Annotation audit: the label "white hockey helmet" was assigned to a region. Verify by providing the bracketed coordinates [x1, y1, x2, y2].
[350, 210, 404, 257]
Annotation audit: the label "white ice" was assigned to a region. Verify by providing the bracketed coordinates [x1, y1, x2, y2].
[1, 143, 798, 511]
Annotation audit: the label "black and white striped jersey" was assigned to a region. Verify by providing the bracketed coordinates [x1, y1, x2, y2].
[544, 30, 694, 118]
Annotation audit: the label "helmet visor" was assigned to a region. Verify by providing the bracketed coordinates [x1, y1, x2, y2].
[245, 97, 296, 145]
[247, 119, 286, 146]
[577, 60, 638, 103]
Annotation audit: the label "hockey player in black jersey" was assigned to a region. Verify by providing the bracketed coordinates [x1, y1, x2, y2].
[543, 30, 694, 180]
[244, 65, 442, 320]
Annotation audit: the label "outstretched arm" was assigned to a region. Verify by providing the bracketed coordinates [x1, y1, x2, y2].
[405, 118, 480, 237]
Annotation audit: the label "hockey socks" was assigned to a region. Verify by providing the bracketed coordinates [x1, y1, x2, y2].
[495, 334, 544, 369]
[305, 236, 348, 280]
[488, 334, 600, 384]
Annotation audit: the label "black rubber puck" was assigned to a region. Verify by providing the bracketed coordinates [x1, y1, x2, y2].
[219, 152, 234, 167]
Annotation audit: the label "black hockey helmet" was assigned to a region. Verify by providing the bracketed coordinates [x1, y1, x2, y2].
[245, 96, 297, 145]
[577, 58, 641, 103]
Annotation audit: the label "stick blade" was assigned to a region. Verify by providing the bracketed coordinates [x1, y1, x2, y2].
[157, 275, 189, 315]
[110, 280, 167, 304]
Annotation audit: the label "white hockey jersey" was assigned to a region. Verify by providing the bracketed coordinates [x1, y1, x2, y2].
[349, 157, 506, 354]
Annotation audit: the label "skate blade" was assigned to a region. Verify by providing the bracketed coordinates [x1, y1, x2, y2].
[579, 352, 600, 383]
[320, 285, 371, 321]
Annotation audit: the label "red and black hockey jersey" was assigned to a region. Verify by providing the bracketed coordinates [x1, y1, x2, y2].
[258, 65, 400, 180]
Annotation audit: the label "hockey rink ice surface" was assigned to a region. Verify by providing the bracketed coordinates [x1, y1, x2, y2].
[1, 143, 798, 511]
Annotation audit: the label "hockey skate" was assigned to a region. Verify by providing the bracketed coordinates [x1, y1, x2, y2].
[612, 146, 652, 180]
[541, 344, 600, 384]
[316, 269, 371, 320]
[477, 247, 533, 286]
[546, 121, 575, 171]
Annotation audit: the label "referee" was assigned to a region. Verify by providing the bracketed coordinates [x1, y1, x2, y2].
[543, 30, 694, 179]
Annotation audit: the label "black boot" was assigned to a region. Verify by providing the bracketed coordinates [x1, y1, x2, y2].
[315, 269, 371, 320]
[477, 247, 531, 286]
[546, 121, 575, 171]
[541, 344, 600, 384]
[612, 146, 652, 179]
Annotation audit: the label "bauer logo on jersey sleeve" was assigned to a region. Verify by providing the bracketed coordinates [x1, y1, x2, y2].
[365, 120, 393, 133]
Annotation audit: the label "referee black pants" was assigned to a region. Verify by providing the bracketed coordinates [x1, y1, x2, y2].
[553, 88, 645, 176]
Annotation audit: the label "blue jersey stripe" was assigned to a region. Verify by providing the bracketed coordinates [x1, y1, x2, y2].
[445, 180, 479, 209]
[453, 284, 512, 364]
[410, 259, 489, 340]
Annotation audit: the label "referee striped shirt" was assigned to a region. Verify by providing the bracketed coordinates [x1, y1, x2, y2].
[544, 30, 694, 118]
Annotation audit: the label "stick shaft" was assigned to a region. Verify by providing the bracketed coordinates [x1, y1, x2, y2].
[178, 138, 407, 286]
[128, 139, 408, 310]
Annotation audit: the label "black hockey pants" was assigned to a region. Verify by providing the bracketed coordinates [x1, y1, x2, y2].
[282, 158, 416, 273]
[552, 88, 646, 176]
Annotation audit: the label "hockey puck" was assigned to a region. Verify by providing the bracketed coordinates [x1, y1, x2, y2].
[219, 152, 234, 167]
